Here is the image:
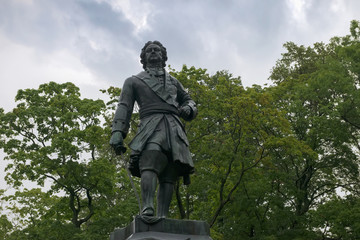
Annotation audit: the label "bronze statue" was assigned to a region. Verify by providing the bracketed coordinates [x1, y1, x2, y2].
[110, 41, 197, 218]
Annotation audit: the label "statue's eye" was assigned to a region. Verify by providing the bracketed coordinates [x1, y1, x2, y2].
[146, 47, 161, 53]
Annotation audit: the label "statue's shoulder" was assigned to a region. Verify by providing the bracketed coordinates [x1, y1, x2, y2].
[133, 71, 148, 80]
[123, 71, 148, 86]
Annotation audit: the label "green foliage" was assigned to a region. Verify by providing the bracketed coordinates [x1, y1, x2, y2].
[0, 190, 13, 240]
[0, 82, 138, 239]
[266, 20, 360, 238]
[310, 196, 360, 240]
[169, 65, 310, 240]
[1, 188, 80, 240]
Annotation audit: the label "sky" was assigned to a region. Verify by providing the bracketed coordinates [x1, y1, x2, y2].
[0, 0, 360, 191]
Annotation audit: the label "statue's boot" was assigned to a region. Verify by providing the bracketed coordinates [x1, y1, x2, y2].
[157, 182, 174, 218]
[141, 170, 157, 216]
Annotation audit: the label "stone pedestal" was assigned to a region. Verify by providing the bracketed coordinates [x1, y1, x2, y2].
[110, 216, 212, 240]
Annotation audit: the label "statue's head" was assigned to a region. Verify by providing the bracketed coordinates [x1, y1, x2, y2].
[140, 41, 168, 69]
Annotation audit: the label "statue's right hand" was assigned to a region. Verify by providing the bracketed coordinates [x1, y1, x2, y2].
[110, 131, 126, 155]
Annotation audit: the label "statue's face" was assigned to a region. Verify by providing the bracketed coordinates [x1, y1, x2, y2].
[145, 43, 163, 65]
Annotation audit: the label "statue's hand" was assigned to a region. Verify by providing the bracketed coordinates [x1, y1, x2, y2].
[179, 105, 192, 119]
[110, 131, 126, 155]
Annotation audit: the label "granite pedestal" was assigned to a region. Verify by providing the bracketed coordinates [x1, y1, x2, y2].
[110, 216, 212, 240]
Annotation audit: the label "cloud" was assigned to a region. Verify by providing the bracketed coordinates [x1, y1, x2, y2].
[0, 0, 144, 81]
[1, 0, 359, 90]
[0, 34, 101, 110]
[130, 0, 290, 85]
[286, 0, 311, 27]
[95, 0, 154, 35]
[0, 0, 359, 104]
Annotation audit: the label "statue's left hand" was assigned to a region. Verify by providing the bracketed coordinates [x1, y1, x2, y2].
[179, 105, 192, 119]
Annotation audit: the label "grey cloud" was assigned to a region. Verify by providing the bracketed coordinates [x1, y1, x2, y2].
[0, 0, 137, 50]
[0, 0, 144, 86]
[69, 1, 143, 84]
[0, 0, 291, 86]
[1, 0, 359, 88]
[134, 0, 289, 84]
[77, 1, 135, 44]
[0, 0, 67, 51]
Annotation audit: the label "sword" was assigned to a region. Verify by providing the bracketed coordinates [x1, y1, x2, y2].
[116, 145, 142, 215]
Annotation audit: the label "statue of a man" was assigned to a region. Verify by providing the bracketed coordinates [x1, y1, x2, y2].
[110, 41, 197, 218]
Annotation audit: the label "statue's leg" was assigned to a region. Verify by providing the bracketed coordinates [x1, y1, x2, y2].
[157, 182, 174, 218]
[140, 170, 157, 216]
[139, 149, 167, 216]
[157, 161, 178, 218]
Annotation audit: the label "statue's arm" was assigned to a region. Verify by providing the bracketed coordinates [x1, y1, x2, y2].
[175, 78, 197, 121]
[112, 77, 135, 138]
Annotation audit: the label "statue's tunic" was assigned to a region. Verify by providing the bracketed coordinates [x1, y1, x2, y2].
[112, 69, 197, 178]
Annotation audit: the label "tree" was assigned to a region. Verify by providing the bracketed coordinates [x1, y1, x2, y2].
[0, 82, 138, 239]
[169, 66, 305, 239]
[310, 195, 360, 240]
[0, 191, 13, 240]
[2, 188, 79, 240]
[266, 20, 360, 235]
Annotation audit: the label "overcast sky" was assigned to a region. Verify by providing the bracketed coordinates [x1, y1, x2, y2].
[1, 0, 360, 190]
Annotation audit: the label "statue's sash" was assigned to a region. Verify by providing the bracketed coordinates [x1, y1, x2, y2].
[133, 71, 179, 108]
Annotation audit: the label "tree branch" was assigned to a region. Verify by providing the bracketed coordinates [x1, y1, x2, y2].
[78, 188, 94, 226]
